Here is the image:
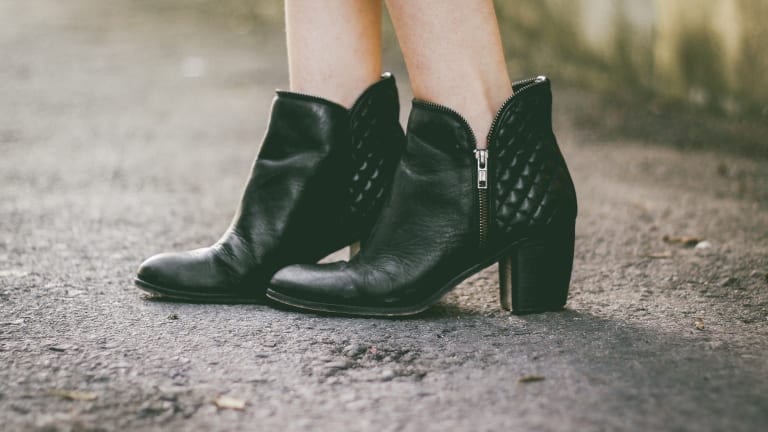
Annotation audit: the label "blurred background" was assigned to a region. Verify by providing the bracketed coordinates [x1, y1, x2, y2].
[94, 0, 768, 155]
[201, 0, 768, 117]
[497, 0, 768, 118]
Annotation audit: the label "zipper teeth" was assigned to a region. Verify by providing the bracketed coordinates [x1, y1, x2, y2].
[478, 189, 488, 246]
[487, 76, 546, 145]
[475, 148, 489, 247]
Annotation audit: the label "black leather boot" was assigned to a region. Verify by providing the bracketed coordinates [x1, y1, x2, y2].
[267, 76, 577, 316]
[135, 73, 405, 301]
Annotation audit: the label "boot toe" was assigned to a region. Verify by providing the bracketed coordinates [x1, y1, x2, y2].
[269, 262, 354, 304]
[135, 251, 190, 291]
[135, 248, 223, 296]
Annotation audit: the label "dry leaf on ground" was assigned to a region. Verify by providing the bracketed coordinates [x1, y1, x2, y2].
[214, 395, 246, 411]
[662, 235, 703, 248]
[695, 320, 705, 330]
[518, 375, 545, 383]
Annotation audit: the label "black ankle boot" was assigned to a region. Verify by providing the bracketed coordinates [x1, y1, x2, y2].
[267, 76, 577, 316]
[135, 73, 405, 301]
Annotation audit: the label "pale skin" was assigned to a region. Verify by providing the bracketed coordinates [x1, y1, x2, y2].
[285, 0, 512, 148]
[285, 0, 383, 108]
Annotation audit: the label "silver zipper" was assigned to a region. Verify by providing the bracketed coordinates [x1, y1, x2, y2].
[475, 149, 488, 189]
[475, 149, 489, 246]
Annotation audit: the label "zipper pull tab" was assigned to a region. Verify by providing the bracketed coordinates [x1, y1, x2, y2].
[475, 149, 488, 189]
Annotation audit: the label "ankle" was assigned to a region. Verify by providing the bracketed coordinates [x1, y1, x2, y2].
[460, 87, 513, 148]
[464, 103, 501, 149]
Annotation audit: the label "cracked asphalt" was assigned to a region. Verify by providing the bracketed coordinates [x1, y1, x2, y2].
[1, 1, 767, 431]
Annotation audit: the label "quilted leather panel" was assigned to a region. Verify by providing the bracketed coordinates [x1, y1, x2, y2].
[348, 76, 405, 239]
[490, 81, 577, 240]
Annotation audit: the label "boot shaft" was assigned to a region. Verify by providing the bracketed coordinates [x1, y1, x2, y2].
[245, 73, 405, 249]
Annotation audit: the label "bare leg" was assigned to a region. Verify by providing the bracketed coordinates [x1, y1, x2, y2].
[385, 0, 512, 147]
[286, 0, 383, 108]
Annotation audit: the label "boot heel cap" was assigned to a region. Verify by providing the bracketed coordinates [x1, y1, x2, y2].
[498, 222, 575, 314]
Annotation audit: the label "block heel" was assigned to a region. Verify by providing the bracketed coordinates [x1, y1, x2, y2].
[499, 221, 575, 314]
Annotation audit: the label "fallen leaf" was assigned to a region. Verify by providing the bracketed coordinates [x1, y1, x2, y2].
[695, 320, 705, 330]
[214, 395, 246, 411]
[49, 390, 98, 401]
[518, 375, 545, 383]
[662, 235, 703, 248]
[639, 251, 673, 259]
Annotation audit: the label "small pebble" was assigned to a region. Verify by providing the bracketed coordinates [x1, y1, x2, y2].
[342, 343, 366, 358]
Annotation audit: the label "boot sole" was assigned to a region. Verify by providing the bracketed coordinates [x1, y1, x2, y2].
[265, 238, 568, 317]
[134, 278, 264, 304]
